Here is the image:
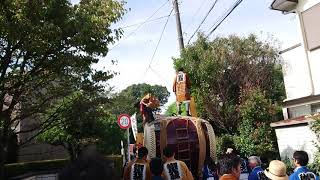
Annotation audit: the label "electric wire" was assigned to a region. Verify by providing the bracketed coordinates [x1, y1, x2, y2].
[187, 0, 219, 44]
[109, 0, 170, 51]
[206, 0, 243, 38]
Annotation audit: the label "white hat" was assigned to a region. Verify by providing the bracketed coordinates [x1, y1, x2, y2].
[264, 160, 288, 180]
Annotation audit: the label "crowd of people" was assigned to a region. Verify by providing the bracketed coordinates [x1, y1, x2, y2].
[123, 146, 194, 180]
[123, 146, 320, 180]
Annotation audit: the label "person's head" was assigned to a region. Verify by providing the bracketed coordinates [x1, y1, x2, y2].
[163, 146, 175, 159]
[264, 160, 288, 180]
[248, 156, 262, 169]
[138, 147, 148, 160]
[293, 151, 309, 167]
[150, 158, 163, 176]
[219, 154, 242, 179]
[134, 101, 140, 109]
[177, 67, 184, 72]
[205, 156, 217, 172]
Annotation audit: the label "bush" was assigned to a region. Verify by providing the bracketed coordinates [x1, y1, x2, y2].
[310, 116, 320, 175]
[4, 155, 123, 179]
[235, 89, 279, 157]
[283, 157, 294, 175]
[216, 134, 235, 158]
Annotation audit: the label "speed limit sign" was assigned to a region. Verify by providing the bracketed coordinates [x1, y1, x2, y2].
[117, 114, 131, 129]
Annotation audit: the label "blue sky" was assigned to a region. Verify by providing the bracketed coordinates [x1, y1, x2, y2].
[71, 0, 299, 109]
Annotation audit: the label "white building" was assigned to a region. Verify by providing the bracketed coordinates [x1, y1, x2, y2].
[270, 0, 320, 162]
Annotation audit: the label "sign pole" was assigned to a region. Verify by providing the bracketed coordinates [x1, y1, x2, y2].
[121, 140, 125, 166]
[127, 128, 130, 162]
[117, 114, 132, 162]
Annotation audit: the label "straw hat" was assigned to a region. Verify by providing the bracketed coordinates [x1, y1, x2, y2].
[264, 160, 288, 180]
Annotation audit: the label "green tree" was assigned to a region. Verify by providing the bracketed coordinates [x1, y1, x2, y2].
[111, 83, 170, 133]
[0, 0, 125, 175]
[38, 92, 124, 160]
[310, 116, 320, 174]
[111, 83, 170, 115]
[165, 102, 187, 116]
[173, 34, 285, 134]
[235, 88, 279, 157]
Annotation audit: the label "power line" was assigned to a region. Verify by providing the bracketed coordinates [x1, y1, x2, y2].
[184, 0, 208, 34]
[109, 0, 170, 51]
[140, 8, 174, 80]
[206, 0, 243, 38]
[187, 0, 219, 44]
[118, 14, 172, 29]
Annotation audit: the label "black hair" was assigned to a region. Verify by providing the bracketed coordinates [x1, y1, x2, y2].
[163, 146, 174, 158]
[219, 154, 241, 175]
[150, 158, 163, 176]
[205, 156, 217, 171]
[293, 151, 309, 166]
[134, 101, 140, 109]
[177, 67, 184, 72]
[138, 147, 148, 159]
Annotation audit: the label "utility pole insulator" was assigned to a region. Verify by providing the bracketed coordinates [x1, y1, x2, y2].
[173, 0, 185, 53]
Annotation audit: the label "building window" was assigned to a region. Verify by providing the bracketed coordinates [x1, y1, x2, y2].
[311, 103, 320, 114]
[301, 3, 320, 51]
[287, 105, 311, 119]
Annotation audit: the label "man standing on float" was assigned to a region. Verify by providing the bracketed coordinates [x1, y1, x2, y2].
[173, 67, 191, 116]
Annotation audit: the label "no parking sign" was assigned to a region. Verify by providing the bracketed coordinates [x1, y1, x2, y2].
[117, 114, 131, 129]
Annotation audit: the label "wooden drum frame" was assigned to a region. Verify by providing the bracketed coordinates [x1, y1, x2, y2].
[143, 116, 216, 178]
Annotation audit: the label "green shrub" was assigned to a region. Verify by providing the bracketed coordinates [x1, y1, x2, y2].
[310, 116, 320, 175]
[216, 134, 235, 158]
[283, 157, 294, 175]
[4, 155, 123, 179]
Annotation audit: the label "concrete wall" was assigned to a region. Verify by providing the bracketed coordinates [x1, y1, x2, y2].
[18, 143, 67, 162]
[18, 116, 68, 162]
[275, 124, 319, 162]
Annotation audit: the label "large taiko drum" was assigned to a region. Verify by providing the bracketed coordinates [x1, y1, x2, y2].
[143, 116, 216, 178]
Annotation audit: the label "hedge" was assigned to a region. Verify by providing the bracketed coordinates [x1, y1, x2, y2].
[4, 155, 123, 179]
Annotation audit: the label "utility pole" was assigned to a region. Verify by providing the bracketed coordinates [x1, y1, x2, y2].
[172, 0, 184, 53]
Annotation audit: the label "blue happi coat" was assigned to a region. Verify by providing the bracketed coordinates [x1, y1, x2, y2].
[289, 166, 319, 180]
[248, 166, 264, 180]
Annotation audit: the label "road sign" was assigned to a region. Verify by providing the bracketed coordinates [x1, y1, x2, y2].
[117, 114, 131, 129]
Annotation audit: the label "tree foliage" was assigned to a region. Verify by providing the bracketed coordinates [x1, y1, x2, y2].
[111, 83, 170, 115]
[310, 116, 320, 174]
[0, 0, 125, 174]
[173, 34, 285, 134]
[235, 88, 279, 157]
[37, 92, 124, 160]
[111, 83, 170, 133]
[165, 102, 187, 116]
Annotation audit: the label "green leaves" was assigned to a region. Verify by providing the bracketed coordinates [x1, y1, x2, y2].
[0, 0, 126, 166]
[309, 117, 320, 174]
[236, 89, 278, 157]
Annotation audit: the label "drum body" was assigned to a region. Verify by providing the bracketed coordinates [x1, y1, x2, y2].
[143, 116, 216, 178]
